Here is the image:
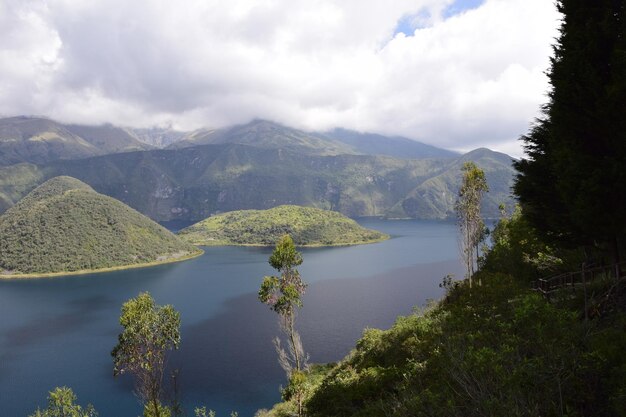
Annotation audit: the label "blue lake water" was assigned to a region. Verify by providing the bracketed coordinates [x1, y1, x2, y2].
[0, 219, 462, 417]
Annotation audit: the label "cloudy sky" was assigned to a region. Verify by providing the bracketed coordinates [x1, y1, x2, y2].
[0, 0, 561, 157]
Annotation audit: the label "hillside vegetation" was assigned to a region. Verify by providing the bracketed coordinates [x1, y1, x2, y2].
[178, 205, 388, 246]
[0, 176, 200, 276]
[0, 143, 515, 222]
[257, 211, 626, 417]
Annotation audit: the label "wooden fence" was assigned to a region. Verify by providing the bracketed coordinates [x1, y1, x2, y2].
[532, 262, 626, 297]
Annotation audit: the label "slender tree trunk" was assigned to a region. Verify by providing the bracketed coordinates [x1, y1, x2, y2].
[288, 309, 301, 371]
[466, 220, 473, 288]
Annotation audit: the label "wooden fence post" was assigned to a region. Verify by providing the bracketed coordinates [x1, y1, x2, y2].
[582, 266, 588, 321]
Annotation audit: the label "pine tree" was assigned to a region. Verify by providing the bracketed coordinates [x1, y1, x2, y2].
[515, 0, 626, 262]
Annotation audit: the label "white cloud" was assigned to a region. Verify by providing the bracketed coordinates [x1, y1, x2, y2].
[0, 0, 560, 157]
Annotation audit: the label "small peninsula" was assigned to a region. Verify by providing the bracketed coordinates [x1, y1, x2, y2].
[0, 176, 201, 277]
[178, 205, 389, 246]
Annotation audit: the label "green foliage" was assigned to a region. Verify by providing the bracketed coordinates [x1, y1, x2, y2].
[192, 407, 238, 417]
[259, 235, 307, 315]
[261, 262, 626, 417]
[194, 407, 216, 417]
[259, 235, 308, 385]
[178, 205, 388, 247]
[296, 275, 601, 417]
[143, 402, 172, 417]
[255, 364, 334, 417]
[112, 292, 181, 416]
[269, 234, 303, 270]
[0, 176, 199, 275]
[515, 0, 626, 260]
[456, 161, 489, 283]
[29, 387, 97, 417]
[481, 205, 581, 282]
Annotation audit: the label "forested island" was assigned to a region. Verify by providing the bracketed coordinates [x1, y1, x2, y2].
[177, 205, 389, 246]
[0, 176, 201, 278]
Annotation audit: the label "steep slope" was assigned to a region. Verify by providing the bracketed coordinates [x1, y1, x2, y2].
[170, 120, 356, 156]
[0, 117, 153, 166]
[0, 145, 515, 222]
[0, 176, 200, 276]
[0, 116, 100, 165]
[387, 148, 516, 219]
[178, 205, 389, 246]
[323, 128, 459, 159]
[130, 127, 187, 148]
[64, 124, 153, 153]
[0, 162, 47, 213]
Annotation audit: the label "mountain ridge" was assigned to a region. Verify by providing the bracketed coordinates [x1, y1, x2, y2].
[0, 116, 153, 166]
[0, 144, 515, 222]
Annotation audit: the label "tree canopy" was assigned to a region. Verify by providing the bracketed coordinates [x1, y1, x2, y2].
[29, 387, 97, 417]
[111, 292, 181, 417]
[515, 0, 626, 261]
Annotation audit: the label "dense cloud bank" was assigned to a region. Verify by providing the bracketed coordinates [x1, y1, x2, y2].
[0, 0, 560, 157]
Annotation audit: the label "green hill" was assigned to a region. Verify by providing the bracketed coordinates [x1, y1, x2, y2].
[178, 205, 389, 246]
[0, 176, 201, 277]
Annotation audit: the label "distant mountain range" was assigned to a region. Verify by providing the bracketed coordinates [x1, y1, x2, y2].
[322, 128, 459, 159]
[0, 117, 516, 221]
[0, 117, 460, 165]
[0, 116, 153, 165]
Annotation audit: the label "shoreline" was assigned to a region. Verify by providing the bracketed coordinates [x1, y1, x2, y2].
[188, 234, 390, 248]
[0, 249, 204, 280]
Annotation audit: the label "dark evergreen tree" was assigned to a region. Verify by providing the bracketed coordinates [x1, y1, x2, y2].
[515, 0, 626, 262]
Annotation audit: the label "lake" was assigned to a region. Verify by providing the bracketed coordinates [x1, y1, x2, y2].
[0, 219, 462, 417]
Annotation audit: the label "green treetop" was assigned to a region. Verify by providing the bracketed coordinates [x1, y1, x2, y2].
[111, 292, 181, 417]
[515, 0, 626, 263]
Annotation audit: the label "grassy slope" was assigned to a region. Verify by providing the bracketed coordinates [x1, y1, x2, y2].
[178, 205, 389, 246]
[0, 176, 200, 276]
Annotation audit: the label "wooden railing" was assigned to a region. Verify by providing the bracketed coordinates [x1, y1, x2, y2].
[532, 262, 626, 297]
